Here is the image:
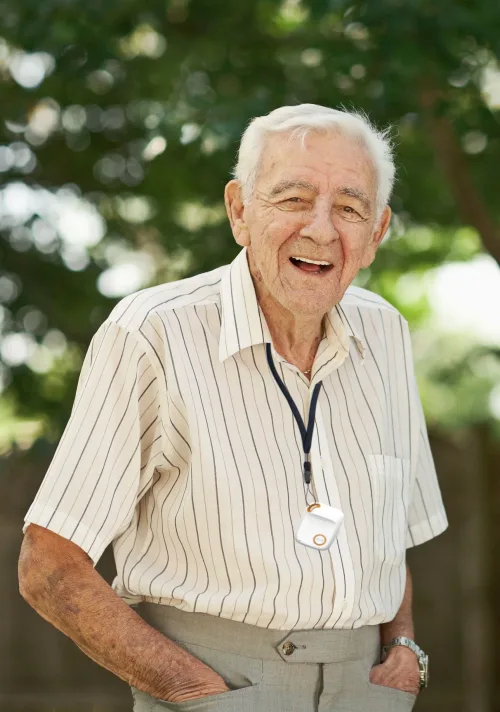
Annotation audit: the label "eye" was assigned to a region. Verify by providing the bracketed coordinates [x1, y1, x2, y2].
[277, 196, 307, 210]
[340, 205, 363, 221]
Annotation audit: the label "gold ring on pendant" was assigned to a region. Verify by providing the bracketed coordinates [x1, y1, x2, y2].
[307, 503, 321, 512]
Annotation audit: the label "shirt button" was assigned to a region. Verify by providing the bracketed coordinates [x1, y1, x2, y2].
[282, 641, 296, 656]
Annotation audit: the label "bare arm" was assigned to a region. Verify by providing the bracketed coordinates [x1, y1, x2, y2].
[370, 563, 420, 695]
[18, 524, 228, 703]
[380, 561, 415, 644]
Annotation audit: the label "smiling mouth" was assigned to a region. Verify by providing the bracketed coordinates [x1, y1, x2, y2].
[289, 257, 334, 274]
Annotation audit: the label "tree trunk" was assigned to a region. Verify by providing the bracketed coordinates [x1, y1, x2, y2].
[419, 80, 500, 267]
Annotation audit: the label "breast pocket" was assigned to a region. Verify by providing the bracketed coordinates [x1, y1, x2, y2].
[368, 454, 411, 568]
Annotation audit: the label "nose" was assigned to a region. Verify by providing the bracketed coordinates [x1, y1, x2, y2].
[299, 204, 338, 245]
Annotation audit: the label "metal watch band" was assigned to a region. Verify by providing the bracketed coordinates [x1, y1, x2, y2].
[382, 636, 423, 658]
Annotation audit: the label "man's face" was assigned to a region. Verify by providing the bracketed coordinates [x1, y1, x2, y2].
[226, 130, 391, 316]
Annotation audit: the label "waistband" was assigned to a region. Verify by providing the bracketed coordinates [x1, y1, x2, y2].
[136, 603, 380, 665]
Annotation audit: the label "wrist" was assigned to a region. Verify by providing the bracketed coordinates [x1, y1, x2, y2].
[385, 645, 418, 663]
[380, 623, 414, 648]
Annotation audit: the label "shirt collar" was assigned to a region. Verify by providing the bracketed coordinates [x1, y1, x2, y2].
[219, 247, 366, 365]
[327, 303, 366, 364]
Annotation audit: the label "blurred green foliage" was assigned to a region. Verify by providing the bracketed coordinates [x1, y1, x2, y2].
[1, 0, 500, 450]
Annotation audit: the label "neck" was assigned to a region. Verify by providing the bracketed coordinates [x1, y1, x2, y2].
[252, 279, 325, 375]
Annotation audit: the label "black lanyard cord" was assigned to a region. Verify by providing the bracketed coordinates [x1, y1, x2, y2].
[266, 343, 323, 485]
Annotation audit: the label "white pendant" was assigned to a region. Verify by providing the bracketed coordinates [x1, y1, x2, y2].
[295, 502, 344, 550]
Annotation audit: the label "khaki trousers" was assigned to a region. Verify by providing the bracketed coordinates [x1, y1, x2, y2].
[131, 603, 417, 712]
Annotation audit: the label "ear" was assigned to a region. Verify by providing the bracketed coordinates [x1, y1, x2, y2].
[360, 206, 391, 269]
[224, 180, 250, 247]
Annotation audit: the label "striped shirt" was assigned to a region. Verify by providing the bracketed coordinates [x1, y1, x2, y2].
[24, 247, 448, 631]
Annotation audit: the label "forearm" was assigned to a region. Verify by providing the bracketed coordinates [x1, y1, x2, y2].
[18, 525, 219, 701]
[380, 563, 414, 645]
[372, 563, 420, 695]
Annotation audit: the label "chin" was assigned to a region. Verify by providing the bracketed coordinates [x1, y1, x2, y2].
[284, 285, 341, 313]
[285, 296, 334, 317]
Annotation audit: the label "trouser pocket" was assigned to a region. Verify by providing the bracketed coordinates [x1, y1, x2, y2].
[139, 640, 263, 711]
[366, 680, 417, 710]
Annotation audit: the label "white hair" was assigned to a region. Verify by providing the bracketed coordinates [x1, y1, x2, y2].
[233, 103, 395, 219]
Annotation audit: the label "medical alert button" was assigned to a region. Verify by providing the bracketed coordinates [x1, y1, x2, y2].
[295, 502, 344, 551]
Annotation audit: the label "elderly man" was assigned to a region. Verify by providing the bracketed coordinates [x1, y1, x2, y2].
[19, 104, 447, 712]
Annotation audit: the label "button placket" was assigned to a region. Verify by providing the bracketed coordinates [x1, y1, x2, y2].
[314, 407, 356, 622]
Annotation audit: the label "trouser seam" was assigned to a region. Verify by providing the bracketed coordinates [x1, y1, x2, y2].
[314, 663, 324, 712]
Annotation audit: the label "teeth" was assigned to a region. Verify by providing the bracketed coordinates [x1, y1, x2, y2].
[292, 257, 332, 266]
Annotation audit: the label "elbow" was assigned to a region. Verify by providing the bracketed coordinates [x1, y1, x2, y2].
[18, 523, 92, 607]
[18, 523, 61, 607]
[18, 524, 43, 605]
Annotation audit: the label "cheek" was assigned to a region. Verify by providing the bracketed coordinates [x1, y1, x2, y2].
[266, 212, 302, 241]
[266, 220, 298, 252]
[339, 227, 371, 265]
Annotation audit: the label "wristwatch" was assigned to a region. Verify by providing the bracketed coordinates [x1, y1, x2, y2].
[381, 637, 429, 690]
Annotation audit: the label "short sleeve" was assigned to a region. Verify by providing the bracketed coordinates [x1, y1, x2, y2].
[23, 320, 165, 565]
[405, 358, 448, 549]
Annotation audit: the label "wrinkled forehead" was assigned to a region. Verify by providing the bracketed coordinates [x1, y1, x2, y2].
[257, 129, 377, 197]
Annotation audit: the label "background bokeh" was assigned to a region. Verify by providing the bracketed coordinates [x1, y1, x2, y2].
[1, 0, 500, 710]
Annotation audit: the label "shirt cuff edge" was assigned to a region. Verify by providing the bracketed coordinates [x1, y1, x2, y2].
[406, 514, 448, 549]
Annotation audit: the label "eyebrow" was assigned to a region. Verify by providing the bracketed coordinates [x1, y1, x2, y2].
[269, 179, 318, 197]
[336, 186, 371, 213]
